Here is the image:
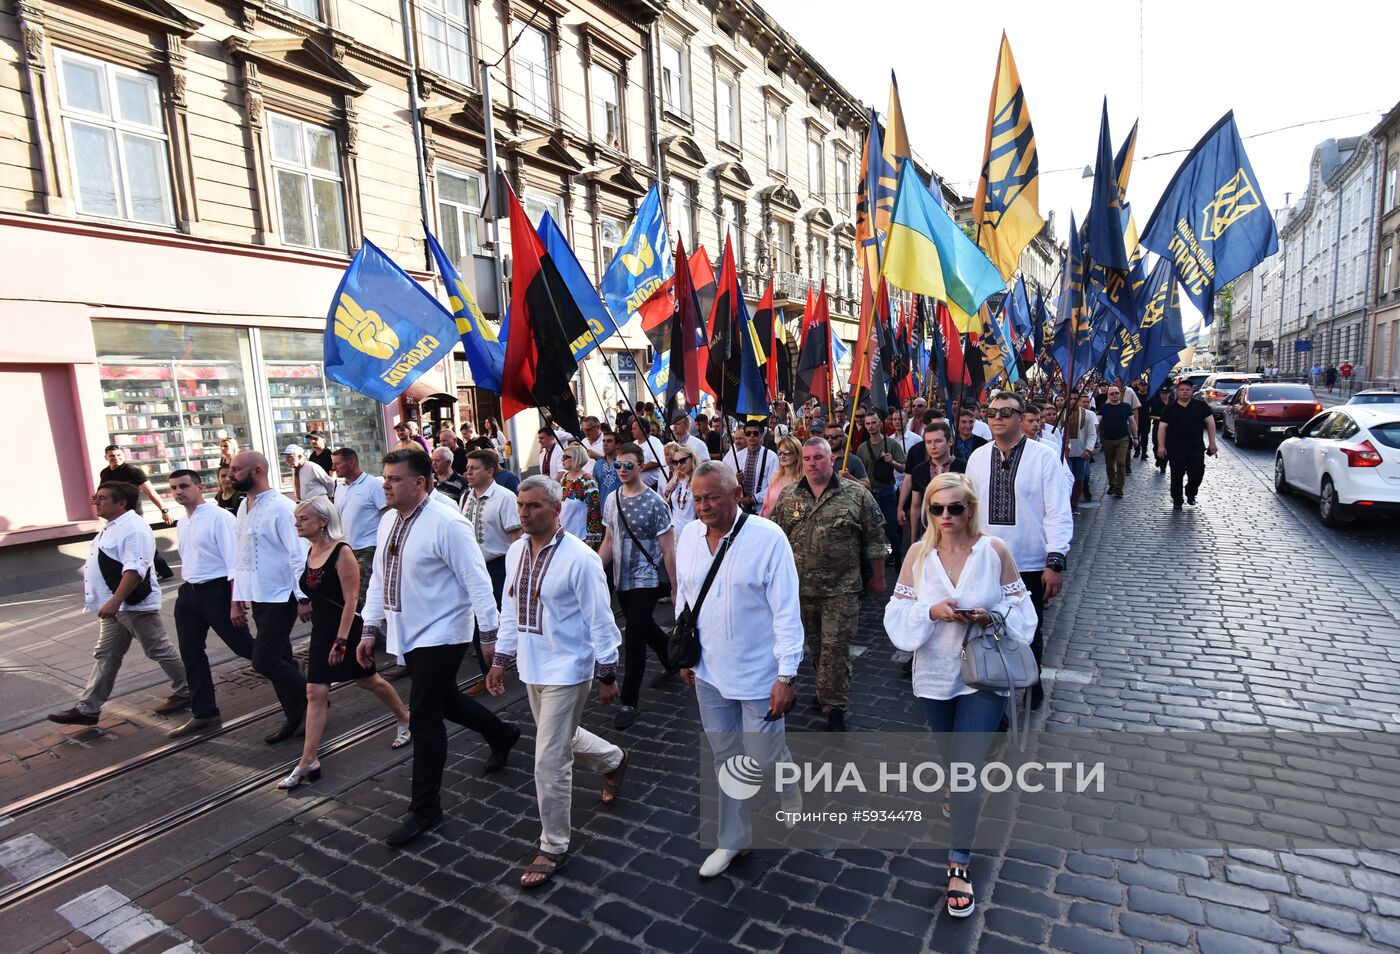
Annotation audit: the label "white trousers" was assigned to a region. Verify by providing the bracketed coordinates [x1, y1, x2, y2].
[527, 681, 625, 854]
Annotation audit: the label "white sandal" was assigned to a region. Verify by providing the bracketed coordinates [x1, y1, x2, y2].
[277, 761, 320, 790]
[391, 723, 412, 749]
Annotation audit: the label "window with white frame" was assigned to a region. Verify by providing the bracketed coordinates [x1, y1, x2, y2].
[436, 167, 483, 263]
[268, 113, 347, 252]
[1387, 162, 1398, 212]
[660, 41, 688, 116]
[590, 65, 622, 150]
[766, 110, 786, 174]
[56, 50, 174, 226]
[807, 139, 824, 196]
[774, 219, 794, 274]
[812, 235, 828, 283]
[835, 154, 851, 213]
[524, 193, 563, 228]
[513, 22, 552, 121]
[668, 176, 694, 249]
[720, 197, 742, 259]
[716, 75, 738, 145]
[421, 0, 472, 85]
[599, 215, 624, 274]
[272, 0, 320, 20]
[837, 245, 853, 297]
[1384, 245, 1394, 293]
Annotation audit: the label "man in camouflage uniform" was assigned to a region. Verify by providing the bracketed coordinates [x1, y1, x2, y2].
[771, 437, 889, 731]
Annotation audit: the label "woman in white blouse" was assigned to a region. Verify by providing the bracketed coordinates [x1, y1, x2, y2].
[883, 472, 1036, 921]
[662, 441, 701, 537]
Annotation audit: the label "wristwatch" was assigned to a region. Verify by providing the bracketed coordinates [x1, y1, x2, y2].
[776, 674, 796, 686]
[297, 597, 311, 606]
[160, 508, 169, 514]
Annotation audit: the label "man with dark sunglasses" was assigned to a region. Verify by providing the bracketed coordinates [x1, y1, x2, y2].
[725, 421, 778, 514]
[965, 392, 1073, 710]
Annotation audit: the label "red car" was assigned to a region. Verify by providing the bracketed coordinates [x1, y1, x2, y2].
[1223, 383, 1323, 447]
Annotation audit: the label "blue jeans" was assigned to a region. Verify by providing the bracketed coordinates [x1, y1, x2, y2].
[695, 678, 791, 849]
[921, 690, 1007, 865]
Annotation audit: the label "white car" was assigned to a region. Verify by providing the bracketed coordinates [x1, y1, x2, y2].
[1274, 406, 1400, 526]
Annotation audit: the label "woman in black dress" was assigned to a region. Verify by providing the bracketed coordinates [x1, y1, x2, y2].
[279, 498, 411, 789]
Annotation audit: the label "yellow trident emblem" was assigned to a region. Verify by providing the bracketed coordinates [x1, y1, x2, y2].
[449, 279, 497, 342]
[1201, 169, 1261, 241]
[335, 293, 399, 359]
[621, 235, 655, 277]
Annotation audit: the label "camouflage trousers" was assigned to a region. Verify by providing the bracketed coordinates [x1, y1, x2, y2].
[799, 594, 860, 714]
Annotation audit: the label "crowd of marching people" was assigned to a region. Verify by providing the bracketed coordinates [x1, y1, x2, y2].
[57, 370, 1220, 920]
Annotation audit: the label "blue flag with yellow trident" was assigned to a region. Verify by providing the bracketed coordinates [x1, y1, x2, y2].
[424, 225, 503, 393]
[324, 240, 459, 404]
[1140, 111, 1278, 325]
[599, 185, 673, 328]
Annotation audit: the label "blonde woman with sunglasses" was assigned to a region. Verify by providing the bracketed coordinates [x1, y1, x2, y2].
[760, 435, 804, 518]
[663, 441, 702, 537]
[883, 473, 1036, 921]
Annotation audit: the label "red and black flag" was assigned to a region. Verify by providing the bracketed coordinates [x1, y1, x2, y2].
[664, 236, 706, 420]
[501, 178, 584, 437]
[795, 285, 833, 409]
[705, 235, 766, 417]
[751, 279, 789, 401]
[639, 247, 717, 358]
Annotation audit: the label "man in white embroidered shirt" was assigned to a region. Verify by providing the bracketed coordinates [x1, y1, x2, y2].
[678, 461, 803, 879]
[47, 480, 189, 726]
[486, 476, 627, 889]
[460, 449, 522, 682]
[166, 469, 256, 738]
[536, 427, 567, 482]
[966, 392, 1073, 710]
[361, 449, 521, 848]
[726, 420, 779, 513]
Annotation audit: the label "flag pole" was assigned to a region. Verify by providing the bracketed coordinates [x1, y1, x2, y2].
[843, 273, 882, 475]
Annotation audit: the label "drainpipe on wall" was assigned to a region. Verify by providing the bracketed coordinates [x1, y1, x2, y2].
[1360, 137, 1380, 384]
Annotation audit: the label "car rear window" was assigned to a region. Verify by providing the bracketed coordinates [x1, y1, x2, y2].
[1369, 422, 1400, 449]
[1246, 386, 1314, 401]
[1214, 380, 1247, 392]
[1353, 393, 1400, 405]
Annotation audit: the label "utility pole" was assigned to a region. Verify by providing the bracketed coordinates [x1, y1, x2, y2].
[480, 56, 519, 467]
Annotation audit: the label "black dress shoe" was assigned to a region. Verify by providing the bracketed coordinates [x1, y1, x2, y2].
[1030, 685, 1045, 710]
[1186, 495, 1197, 506]
[48, 707, 99, 726]
[826, 709, 847, 732]
[482, 725, 521, 774]
[1172, 501, 1183, 510]
[385, 812, 442, 848]
[614, 706, 639, 730]
[649, 668, 679, 689]
[264, 716, 303, 744]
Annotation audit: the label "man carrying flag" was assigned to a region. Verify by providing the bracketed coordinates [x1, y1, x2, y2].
[1141, 111, 1279, 323]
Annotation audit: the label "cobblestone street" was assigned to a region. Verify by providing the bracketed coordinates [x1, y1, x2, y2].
[3, 437, 1400, 953]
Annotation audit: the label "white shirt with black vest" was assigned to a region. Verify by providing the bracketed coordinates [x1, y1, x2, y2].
[676, 513, 803, 700]
[176, 503, 237, 584]
[726, 445, 779, 508]
[491, 529, 620, 686]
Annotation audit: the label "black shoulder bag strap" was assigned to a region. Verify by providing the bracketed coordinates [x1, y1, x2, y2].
[668, 513, 748, 668]
[693, 513, 747, 616]
[615, 492, 660, 569]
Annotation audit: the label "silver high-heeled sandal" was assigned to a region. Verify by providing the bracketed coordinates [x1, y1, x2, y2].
[391, 723, 411, 749]
[277, 761, 321, 790]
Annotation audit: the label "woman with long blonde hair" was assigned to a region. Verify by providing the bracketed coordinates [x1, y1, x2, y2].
[760, 434, 804, 518]
[883, 473, 1036, 921]
[662, 441, 702, 536]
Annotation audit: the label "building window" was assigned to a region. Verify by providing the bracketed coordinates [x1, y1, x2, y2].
[524, 193, 564, 227]
[422, 0, 472, 85]
[837, 245, 853, 298]
[599, 215, 624, 276]
[720, 197, 742, 260]
[812, 235, 828, 282]
[268, 114, 347, 252]
[513, 22, 552, 121]
[716, 75, 738, 145]
[807, 139, 825, 197]
[437, 167, 483, 263]
[835, 155, 851, 213]
[1387, 162, 1397, 212]
[272, 0, 320, 20]
[668, 176, 694, 249]
[1385, 246, 1395, 294]
[590, 65, 622, 150]
[56, 50, 174, 226]
[766, 110, 786, 174]
[660, 41, 688, 116]
[773, 220, 794, 274]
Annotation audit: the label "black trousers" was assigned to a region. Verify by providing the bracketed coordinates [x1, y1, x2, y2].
[405, 642, 516, 818]
[250, 598, 307, 722]
[471, 557, 508, 675]
[1137, 414, 1153, 458]
[154, 549, 172, 577]
[618, 585, 671, 707]
[1020, 571, 1046, 669]
[175, 580, 254, 718]
[1168, 449, 1206, 504]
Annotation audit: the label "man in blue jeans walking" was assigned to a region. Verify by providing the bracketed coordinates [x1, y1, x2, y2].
[855, 410, 906, 564]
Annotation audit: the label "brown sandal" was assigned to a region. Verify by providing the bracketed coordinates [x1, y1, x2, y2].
[520, 850, 566, 888]
[601, 749, 630, 805]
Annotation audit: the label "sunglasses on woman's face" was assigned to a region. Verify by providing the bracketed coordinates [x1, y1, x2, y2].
[927, 502, 968, 517]
[668, 458, 690, 466]
[612, 461, 637, 471]
[777, 451, 796, 458]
